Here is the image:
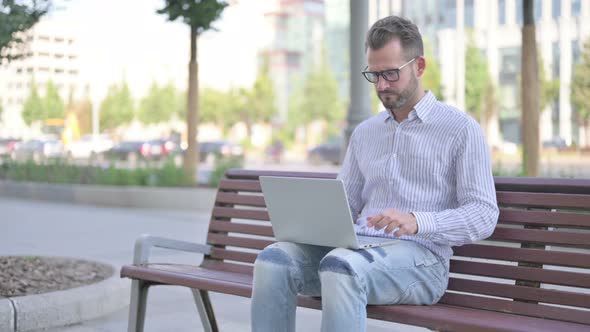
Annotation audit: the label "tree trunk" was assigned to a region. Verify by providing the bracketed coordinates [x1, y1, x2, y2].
[184, 26, 200, 184]
[521, 0, 540, 176]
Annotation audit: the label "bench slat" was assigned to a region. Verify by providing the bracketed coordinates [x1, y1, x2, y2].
[450, 260, 590, 288]
[212, 207, 270, 221]
[447, 277, 590, 309]
[215, 192, 266, 207]
[439, 292, 590, 325]
[453, 244, 590, 269]
[489, 227, 590, 248]
[225, 169, 336, 180]
[497, 191, 590, 209]
[498, 209, 590, 228]
[207, 233, 273, 250]
[209, 220, 274, 237]
[210, 247, 257, 264]
[218, 179, 261, 192]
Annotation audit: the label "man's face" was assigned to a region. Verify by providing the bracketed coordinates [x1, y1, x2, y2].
[366, 39, 420, 111]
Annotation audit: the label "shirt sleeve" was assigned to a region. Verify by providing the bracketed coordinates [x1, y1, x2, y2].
[337, 130, 365, 222]
[413, 119, 499, 246]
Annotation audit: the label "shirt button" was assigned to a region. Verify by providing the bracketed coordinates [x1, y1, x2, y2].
[393, 153, 397, 158]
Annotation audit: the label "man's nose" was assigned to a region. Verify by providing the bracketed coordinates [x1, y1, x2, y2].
[376, 77, 389, 91]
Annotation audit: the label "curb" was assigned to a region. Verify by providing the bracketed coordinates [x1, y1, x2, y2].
[0, 180, 216, 212]
[2, 261, 129, 332]
[0, 298, 15, 332]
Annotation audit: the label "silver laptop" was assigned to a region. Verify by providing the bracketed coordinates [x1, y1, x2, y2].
[259, 176, 399, 249]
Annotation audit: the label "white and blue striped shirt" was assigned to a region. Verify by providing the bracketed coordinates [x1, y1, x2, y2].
[338, 91, 499, 261]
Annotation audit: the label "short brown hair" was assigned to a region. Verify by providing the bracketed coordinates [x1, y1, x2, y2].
[365, 16, 423, 60]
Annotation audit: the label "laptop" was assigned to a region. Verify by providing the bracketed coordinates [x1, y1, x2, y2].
[259, 176, 400, 249]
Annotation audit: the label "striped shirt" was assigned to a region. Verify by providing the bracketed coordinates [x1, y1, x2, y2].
[338, 91, 499, 261]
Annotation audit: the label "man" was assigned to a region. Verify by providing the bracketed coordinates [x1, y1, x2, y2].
[251, 15, 499, 332]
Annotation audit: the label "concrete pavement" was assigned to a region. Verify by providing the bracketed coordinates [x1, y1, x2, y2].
[1, 197, 425, 332]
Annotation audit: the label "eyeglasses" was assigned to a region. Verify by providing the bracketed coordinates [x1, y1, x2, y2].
[362, 57, 417, 83]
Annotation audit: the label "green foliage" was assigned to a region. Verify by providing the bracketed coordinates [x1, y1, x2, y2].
[422, 40, 443, 100]
[157, 0, 227, 31]
[199, 88, 240, 131]
[244, 56, 277, 125]
[572, 37, 590, 123]
[21, 79, 44, 125]
[209, 155, 244, 187]
[138, 81, 180, 124]
[0, 0, 50, 63]
[538, 54, 560, 111]
[43, 80, 65, 119]
[0, 158, 193, 187]
[288, 55, 344, 134]
[465, 35, 491, 120]
[99, 80, 135, 131]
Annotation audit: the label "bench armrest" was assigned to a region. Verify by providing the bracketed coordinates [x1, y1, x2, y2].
[133, 234, 212, 264]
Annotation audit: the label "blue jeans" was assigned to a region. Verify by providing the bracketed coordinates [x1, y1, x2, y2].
[251, 240, 448, 332]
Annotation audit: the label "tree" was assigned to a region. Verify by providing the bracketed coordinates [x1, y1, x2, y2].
[157, 0, 228, 183]
[0, 0, 50, 63]
[538, 54, 560, 112]
[465, 34, 491, 123]
[572, 37, 590, 147]
[289, 57, 344, 141]
[99, 81, 135, 132]
[138, 81, 180, 125]
[422, 40, 443, 100]
[199, 88, 239, 134]
[21, 78, 44, 125]
[241, 56, 277, 139]
[43, 80, 65, 119]
[521, 0, 540, 176]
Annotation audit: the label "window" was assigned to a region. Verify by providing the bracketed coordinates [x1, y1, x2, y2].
[54, 53, 64, 59]
[552, 0, 561, 20]
[68, 70, 78, 75]
[534, 0, 542, 22]
[552, 41, 560, 78]
[465, 0, 474, 28]
[26, 67, 33, 73]
[68, 55, 77, 60]
[516, 0, 523, 25]
[499, 0, 506, 25]
[54, 68, 64, 74]
[572, 40, 581, 65]
[499, 47, 520, 84]
[572, 0, 581, 16]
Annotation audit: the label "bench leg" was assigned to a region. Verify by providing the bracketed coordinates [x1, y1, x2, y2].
[191, 289, 218, 332]
[128, 280, 150, 332]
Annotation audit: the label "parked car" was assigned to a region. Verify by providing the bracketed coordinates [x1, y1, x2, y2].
[542, 136, 568, 150]
[0, 138, 22, 159]
[198, 140, 244, 163]
[307, 136, 343, 165]
[66, 134, 114, 160]
[13, 137, 64, 162]
[148, 138, 182, 161]
[105, 141, 152, 162]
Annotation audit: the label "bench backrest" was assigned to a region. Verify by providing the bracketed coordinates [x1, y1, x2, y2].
[203, 169, 590, 326]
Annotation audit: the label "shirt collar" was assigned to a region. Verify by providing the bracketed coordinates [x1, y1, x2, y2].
[383, 90, 436, 124]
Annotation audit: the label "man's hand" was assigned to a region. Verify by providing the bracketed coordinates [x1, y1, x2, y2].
[366, 209, 418, 236]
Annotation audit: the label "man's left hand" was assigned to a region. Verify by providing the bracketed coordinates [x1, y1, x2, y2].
[366, 209, 418, 236]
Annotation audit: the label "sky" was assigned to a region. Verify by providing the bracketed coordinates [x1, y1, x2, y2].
[45, 0, 271, 102]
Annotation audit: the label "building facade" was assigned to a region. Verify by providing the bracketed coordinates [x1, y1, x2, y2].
[0, 19, 83, 138]
[376, 0, 589, 147]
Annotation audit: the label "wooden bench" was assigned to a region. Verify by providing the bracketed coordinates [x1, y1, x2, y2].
[121, 169, 590, 332]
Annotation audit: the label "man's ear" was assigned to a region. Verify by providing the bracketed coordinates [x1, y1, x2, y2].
[416, 56, 426, 78]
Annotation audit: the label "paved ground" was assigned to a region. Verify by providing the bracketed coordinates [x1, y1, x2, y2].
[0, 197, 426, 332]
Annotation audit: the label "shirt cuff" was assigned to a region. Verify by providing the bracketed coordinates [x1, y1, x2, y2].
[413, 212, 437, 235]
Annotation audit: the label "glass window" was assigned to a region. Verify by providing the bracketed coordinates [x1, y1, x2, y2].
[516, 0, 523, 25]
[465, 0, 474, 28]
[552, 41, 560, 78]
[534, 0, 542, 22]
[572, 0, 581, 16]
[440, 0, 456, 28]
[552, 0, 561, 20]
[499, 0, 506, 25]
[572, 40, 581, 65]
